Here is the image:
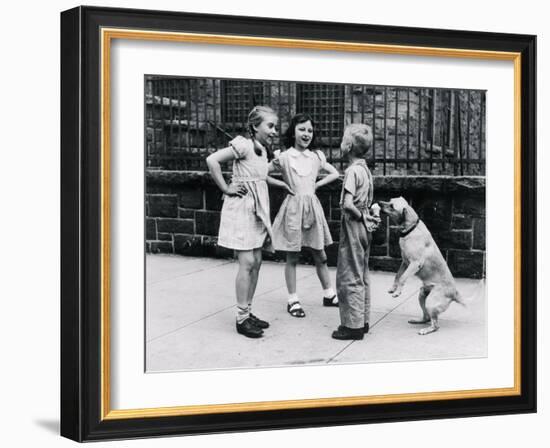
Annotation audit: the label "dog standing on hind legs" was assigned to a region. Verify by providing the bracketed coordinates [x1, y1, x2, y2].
[378, 197, 467, 335]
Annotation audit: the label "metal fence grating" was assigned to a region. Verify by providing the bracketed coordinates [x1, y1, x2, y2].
[145, 76, 485, 175]
[221, 80, 265, 132]
[296, 83, 345, 165]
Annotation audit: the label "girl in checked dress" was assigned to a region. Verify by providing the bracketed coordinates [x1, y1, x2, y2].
[206, 106, 292, 338]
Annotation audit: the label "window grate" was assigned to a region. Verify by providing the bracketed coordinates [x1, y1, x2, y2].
[221, 80, 265, 131]
[296, 83, 345, 147]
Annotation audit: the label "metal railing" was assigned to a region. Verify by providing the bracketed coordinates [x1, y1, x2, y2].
[145, 76, 485, 175]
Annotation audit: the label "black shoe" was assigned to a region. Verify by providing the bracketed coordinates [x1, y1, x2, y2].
[323, 295, 339, 307]
[236, 318, 264, 338]
[249, 313, 269, 329]
[338, 323, 369, 334]
[332, 326, 364, 340]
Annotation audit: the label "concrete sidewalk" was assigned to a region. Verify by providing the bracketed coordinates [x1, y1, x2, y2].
[145, 254, 486, 372]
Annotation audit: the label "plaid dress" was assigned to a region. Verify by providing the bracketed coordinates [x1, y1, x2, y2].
[217, 136, 273, 251]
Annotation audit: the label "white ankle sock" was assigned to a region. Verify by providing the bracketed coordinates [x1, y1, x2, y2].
[288, 293, 298, 303]
[323, 287, 336, 298]
[236, 306, 249, 324]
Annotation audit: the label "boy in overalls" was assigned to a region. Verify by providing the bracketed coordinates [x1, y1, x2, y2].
[332, 124, 380, 340]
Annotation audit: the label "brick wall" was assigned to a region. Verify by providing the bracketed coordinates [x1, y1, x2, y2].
[146, 170, 485, 278]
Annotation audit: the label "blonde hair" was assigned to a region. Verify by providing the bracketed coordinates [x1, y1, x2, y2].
[340, 123, 373, 158]
[247, 105, 277, 158]
[247, 105, 276, 138]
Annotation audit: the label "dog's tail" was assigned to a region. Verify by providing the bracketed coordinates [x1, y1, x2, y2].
[454, 278, 486, 308]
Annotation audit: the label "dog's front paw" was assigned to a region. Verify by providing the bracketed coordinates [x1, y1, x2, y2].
[391, 288, 402, 298]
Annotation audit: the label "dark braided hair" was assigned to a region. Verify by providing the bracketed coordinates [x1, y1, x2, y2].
[247, 105, 277, 160]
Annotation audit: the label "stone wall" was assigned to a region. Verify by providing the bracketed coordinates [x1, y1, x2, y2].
[146, 170, 485, 279]
[343, 86, 485, 176]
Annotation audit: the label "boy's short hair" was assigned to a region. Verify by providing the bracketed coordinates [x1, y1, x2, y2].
[340, 124, 373, 158]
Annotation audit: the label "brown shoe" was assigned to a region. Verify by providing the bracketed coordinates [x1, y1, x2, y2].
[236, 318, 263, 338]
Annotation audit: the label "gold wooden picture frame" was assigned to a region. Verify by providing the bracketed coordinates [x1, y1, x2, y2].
[61, 6, 536, 442]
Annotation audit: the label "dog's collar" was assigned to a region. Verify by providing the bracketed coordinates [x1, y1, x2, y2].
[400, 219, 420, 237]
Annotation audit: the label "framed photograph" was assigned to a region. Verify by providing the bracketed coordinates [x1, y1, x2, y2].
[60, 6, 536, 442]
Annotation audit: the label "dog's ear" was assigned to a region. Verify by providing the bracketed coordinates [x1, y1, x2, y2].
[401, 206, 408, 223]
[392, 197, 407, 215]
[402, 204, 419, 224]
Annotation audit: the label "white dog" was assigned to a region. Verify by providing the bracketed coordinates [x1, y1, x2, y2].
[378, 197, 465, 335]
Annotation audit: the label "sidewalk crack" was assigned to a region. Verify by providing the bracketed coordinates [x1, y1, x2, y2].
[325, 287, 419, 364]
[146, 268, 316, 342]
[146, 305, 234, 343]
[326, 341, 356, 363]
[371, 288, 420, 328]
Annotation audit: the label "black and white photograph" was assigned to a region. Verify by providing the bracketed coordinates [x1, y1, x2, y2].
[1, 0, 543, 444]
[144, 76, 487, 372]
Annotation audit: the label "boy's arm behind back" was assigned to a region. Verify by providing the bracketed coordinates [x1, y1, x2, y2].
[341, 168, 362, 220]
[342, 192, 362, 220]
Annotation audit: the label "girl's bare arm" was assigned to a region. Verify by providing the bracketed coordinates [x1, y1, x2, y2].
[315, 161, 340, 190]
[206, 148, 247, 197]
[267, 176, 295, 195]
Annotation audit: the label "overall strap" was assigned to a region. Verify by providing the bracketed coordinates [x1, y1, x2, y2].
[357, 162, 374, 207]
